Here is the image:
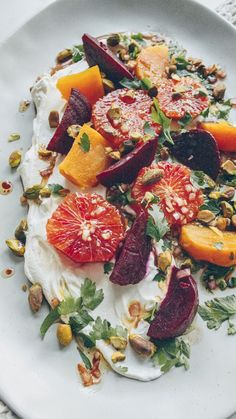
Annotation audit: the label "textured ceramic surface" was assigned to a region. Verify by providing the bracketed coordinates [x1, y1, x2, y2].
[0, 0, 236, 418]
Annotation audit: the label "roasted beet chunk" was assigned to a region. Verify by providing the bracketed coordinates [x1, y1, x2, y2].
[82, 33, 134, 83]
[172, 129, 220, 179]
[97, 138, 158, 187]
[47, 88, 91, 154]
[110, 210, 151, 285]
[148, 266, 198, 340]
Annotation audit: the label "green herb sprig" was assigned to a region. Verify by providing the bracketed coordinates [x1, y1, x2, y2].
[152, 338, 190, 372]
[151, 98, 173, 145]
[198, 295, 236, 335]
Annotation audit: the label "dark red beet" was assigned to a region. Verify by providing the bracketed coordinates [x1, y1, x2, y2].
[148, 266, 198, 340]
[47, 88, 91, 154]
[97, 138, 158, 187]
[172, 129, 220, 180]
[82, 33, 134, 83]
[110, 210, 151, 286]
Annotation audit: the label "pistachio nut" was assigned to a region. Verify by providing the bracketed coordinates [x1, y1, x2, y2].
[180, 258, 194, 270]
[141, 168, 164, 186]
[15, 219, 28, 244]
[48, 110, 59, 128]
[18, 99, 30, 113]
[209, 191, 221, 200]
[159, 147, 169, 160]
[215, 216, 230, 231]
[38, 146, 53, 159]
[23, 184, 42, 200]
[67, 124, 81, 138]
[107, 33, 120, 47]
[111, 351, 126, 363]
[39, 187, 51, 198]
[103, 78, 115, 94]
[129, 334, 156, 358]
[9, 150, 22, 168]
[221, 187, 235, 200]
[109, 151, 121, 161]
[56, 48, 72, 64]
[213, 82, 226, 100]
[221, 159, 236, 175]
[107, 104, 122, 120]
[6, 239, 25, 257]
[8, 133, 20, 142]
[158, 250, 172, 272]
[129, 131, 142, 141]
[110, 336, 127, 350]
[28, 283, 43, 313]
[197, 210, 215, 224]
[57, 324, 73, 346]
[220, 201, 234, 218]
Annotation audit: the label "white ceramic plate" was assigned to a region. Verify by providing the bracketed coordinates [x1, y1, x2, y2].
[0, 1, 236, 418]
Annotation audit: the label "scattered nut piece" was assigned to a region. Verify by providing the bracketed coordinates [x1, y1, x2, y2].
[38, 146, 53, 160]
[197, 210, 215, 224]
[19, 100, 30, 113]
[23, 184, 42, 200]
[6, 239, 25, 257]
[221, 187, 235, 200]
[56, 48, 72, 64]
[67, 124, 81, 138]
[215, 216, 230, 231]
[141, 168, 164, 185]
[51, 298, 60, 309]
[220, 201, 234, 218]
[158, 250, 172, 272]
[221, 159, 236, 175]
[107, 104, 122, 120]
[28, 283, 43, 313]
[20, 195, 28, 206]
[109, 151, 121, 161]
[21, 283, 28, 292]
[213, 82, 226, 100]
[15, 219, 28, 244]
[8, 133, 20, 142]
[48, 110, 59, 128]
[9, 150, 22, 168]
[77, 364, 93, 387]
[57, 323, 73, 346]
[231, 214, 236, 228]
[110, 336, 127, 350]
[103, 78, 115, 94]
[209, 191, 221, 200]
[111, 351, 126, 363]
[129, 334, 155, 358]
[107, 33, 120, 47]
[40, 187, 51, 198]
[159, 147, 169, 160]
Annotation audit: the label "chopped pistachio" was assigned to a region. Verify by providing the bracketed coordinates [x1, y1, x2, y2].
[221, 187, 235, 200]
[57, 324, 73, 346]
[180, 258, 194, 270]
[209, 191, 222, 200]
[129, 131, 142, 141]
[40, 187, 51, 198]
[111, 351, 126, 363]
[215, 216, 230, 231]
[6, 239, 25, 257]
[221, 160, 236, 175]
[56, 48, 72, 64]
[197, 210, 215, 224]
[38, 146, 53, 159]
[67, 124, 81, 138]
[28, 283, 43, 313]
[9, 150, 22, 168]
[141, 168, 164, 185]
[15, 219, 28, 244]
[158, 250, 172, 272]
[220, 201, 234, 218]
[159, 147, 169, 160]
[129, 334, 155, 358]
[18, 99, 30, 113]
[109, 151, 121, 161]
[23, 184, 42, 200]
[103, 78, 115, 94]
[8, 133, 20, 142]
[213, 82, 226, 100]
[110, 336, 127, 350]
[107, 33, 120, 47]
[107, 104, 122, 120]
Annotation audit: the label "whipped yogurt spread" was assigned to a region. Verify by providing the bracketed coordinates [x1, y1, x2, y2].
[20, 60, 168, 381]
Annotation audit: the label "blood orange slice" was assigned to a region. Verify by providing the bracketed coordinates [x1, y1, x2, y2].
[158, 76, 209, 119]
[92, 88, 161, 148]
[132, 161, 204, 226]
[46, 193, 124, 263]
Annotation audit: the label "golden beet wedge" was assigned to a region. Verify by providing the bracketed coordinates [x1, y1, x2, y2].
[180, 223, 236, 267]
[59, 124, 110, 188]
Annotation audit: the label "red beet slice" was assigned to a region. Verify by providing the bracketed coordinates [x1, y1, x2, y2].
[172, 129, 220, 180]
[148, 266, 198, 340]
[82, 33, 134, 83]
[110, 210, 151, 285]
[47, 88, 91, 154]
[97, 138, 158, 187]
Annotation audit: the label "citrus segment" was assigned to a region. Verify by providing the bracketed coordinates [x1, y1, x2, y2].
[135, 45, 169, 85]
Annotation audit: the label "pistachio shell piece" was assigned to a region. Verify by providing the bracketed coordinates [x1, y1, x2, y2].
[220, 201, 234, 218]
[9, 150, 22, 168]
[23, 184, 42, 200]
[197, 210, 215, 224]
[8, 133, 20, 142]
[57, 324, 73, 346]
[15, 219, 28, 244]
[6, 239, 25, 256]
[129, 334, 156, 358]
[111, 351, 126, 363]
[158, 250, 172, 272]
[28, 283, 43, 313]
[110, 336, 127, 350]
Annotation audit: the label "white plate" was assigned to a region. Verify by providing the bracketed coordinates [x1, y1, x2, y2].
[0, 1, 236, 418]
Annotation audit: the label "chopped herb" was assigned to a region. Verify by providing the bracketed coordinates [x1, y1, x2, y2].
[201, 107, 209, 118]
[198, 295, 236, 334]
[175, 55, 190, 70]
[143, 121, 156, 137]
[131, 32, 146, 45]
[104, 262, 114, 275]
[228, 277, 236, 288]
[40, 307, 60, 338]
[178, 112, 192, 128]
[140, 78, 153, 90]
[190, 170, 215, 190]
[200, 198, 220, 215]
[89, 316, 127, 343]
[48, 183, 65, 195]
[213, 242, 224, 250]
[77, 332, 95, 348]
[58, 295, 82, 315]
[77, 347, 92, 370]
[201, 264, 234, 288]
[146, 207, 169, 242]
[69, 311, 94, 334]
[116, 366, 128, 373]
[107, 184, 134, 206]
[152, 338, 190, 372]
[217, 172, 236, 188]
[80, 278, 104, 310]
[153, 272, 165, 282]
[151, 98, 173, 145]
[227, 321, 236, 335]
[79, 133, 90, 153]
[120, 77, 142, 89]
[72, 44, 84, 63]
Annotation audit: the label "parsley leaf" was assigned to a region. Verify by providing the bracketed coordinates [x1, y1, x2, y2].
[104, 262, 114, 275]
[89, 317, 127, 343]
[178, 112, 192, 128]
[175, 54, 190, 70]
[131, 32, 146, 45]
[79, 133, 90, 153]
[198, 295, 236, 334]
[72, 44, 84, 63]
[153, 272, 165, 282]
[58, 296, 82, 316]
[40, 307, 60, 338]
[120, 77, 142, 89]
[80, 278, 104, 310]
[48, 183, 65, 195]
[69, 310, 94, 334]
[77, 347, 92, 369]
[201, 264, 233, 286]
[151, 98, 173, 145]
[146, 207, 169, 242]
[77, 332, 95, 348]
[152, 338, 190, 372]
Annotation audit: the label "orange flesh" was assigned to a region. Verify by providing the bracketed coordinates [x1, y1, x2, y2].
[135, 45, 169, 85]
[180, 223, 236, 267]
[57, 65, 104, 105]
[200, 121, 236, 152]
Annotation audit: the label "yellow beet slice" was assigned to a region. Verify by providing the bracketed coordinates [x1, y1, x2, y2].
[200, 121, 236, 152]
[135, 45, 169, 85]
[180, 223, 236, 267]
[57, 65, 104, 105]
[59, 124, 110, 188]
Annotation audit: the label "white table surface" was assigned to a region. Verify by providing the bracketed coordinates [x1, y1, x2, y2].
[0, 0, 233, 418]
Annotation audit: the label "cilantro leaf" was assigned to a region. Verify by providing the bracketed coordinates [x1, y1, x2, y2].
[77, 347, 92, 370]
[198, 295, 236, 334]
[40, 307, 60, 338]
[79, 133, 90, 153]
[80, 278, 104, 310]
[104, 262, 114, 275]
[152, 338, 190, 372]
[146, 207, 169, 242]
[151, 98, 173, 144]
[72, 44, 84, 63]
[69, 310, 94, 334]
[89, 317, 127, 343]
